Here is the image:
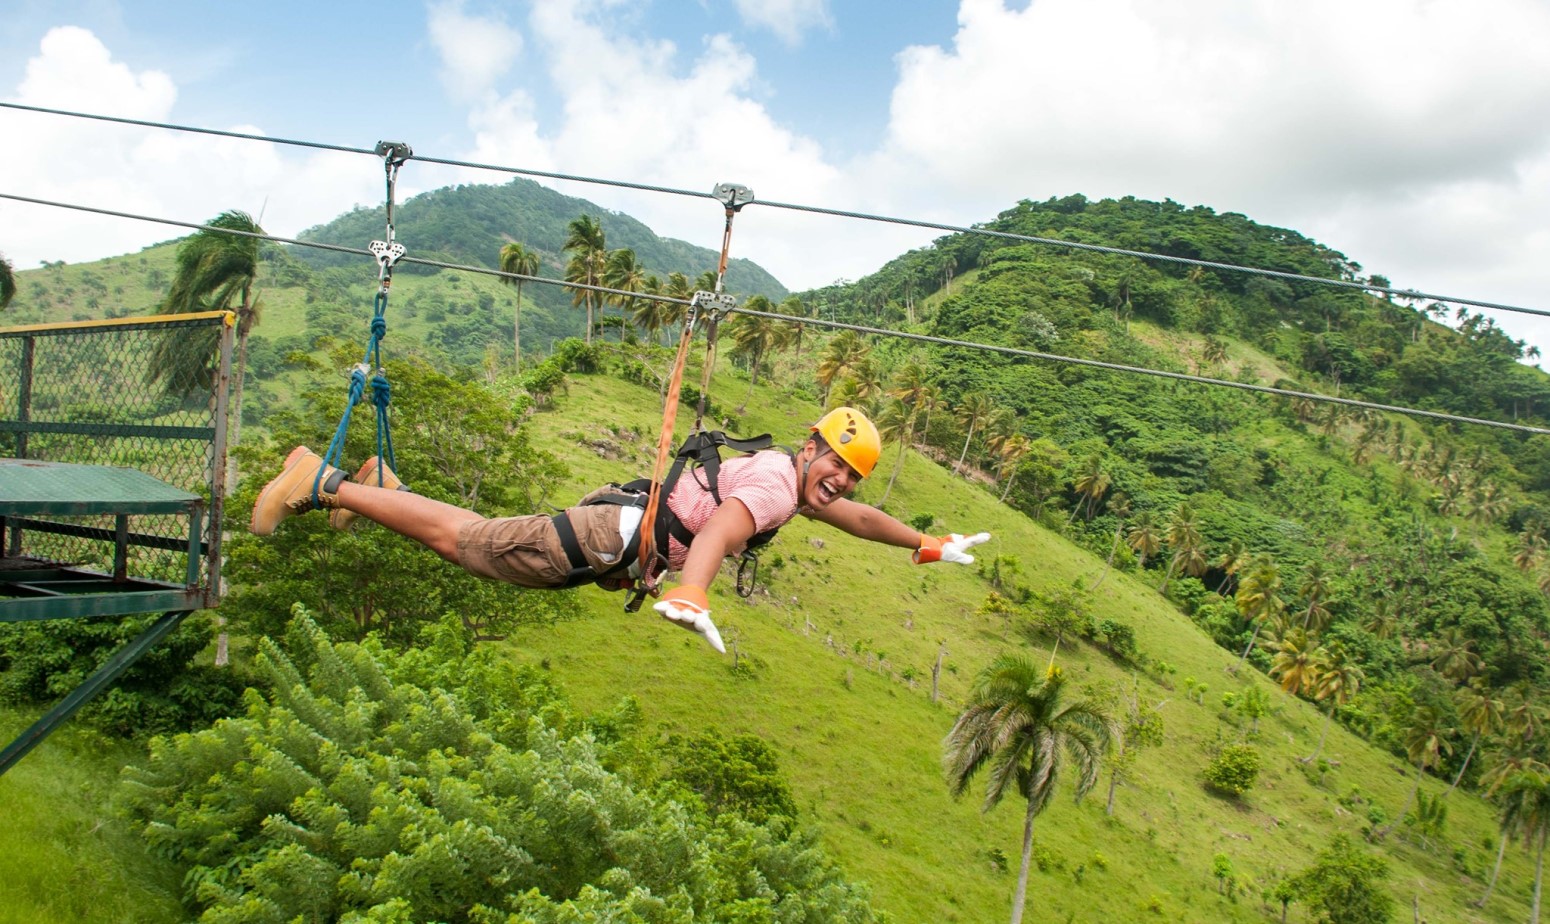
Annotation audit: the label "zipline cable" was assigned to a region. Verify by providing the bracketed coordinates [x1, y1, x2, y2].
[4, 190, 1548, 437]
[3, 101, 1544, 320]
[726, 305, 1550, 437]
[0, 102, 717, 202]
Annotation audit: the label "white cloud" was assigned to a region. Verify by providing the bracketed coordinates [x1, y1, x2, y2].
[863, 0, 1550, 353]
[426, 0, 525, 101]
[733, 0, 833, 46]
[1, 27, 393, 274]
[461, 0, 875, 290]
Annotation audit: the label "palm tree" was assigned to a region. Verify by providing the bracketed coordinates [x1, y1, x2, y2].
[1375, 705, 1453, 840]
[1361, 598, 1399, 639]
[1069, 453, 1111, 524]
[1304, 645, 1363, 764]
[1125, 511, 1161, 571]
[1232, 556, 1284, 673]
[563, 214, 606, 343]
[0, 251, 15, 310]
[662, 271, 692, 333]
[954, 392, 995, 475]
[1430, 627, 1483, 683]
[1268, 628, 1323, 696]
[778, 294, 812, 359]
[150, 210, 263, 441]
[1089, 492, 1132, 591]
[944, 658, 1114, 924]
[816, 330, 870, 403]
[877, 361, 932, 502]
[829, 355, 883, 409]
[1477, 743, 1547, 910]
[886, 360, 932, 423]
[726, 298, 785, 410]
[875, 397, 915, 508]
[1298, 560, 1333, 632]
[1493, 762, 1550, 921]
[1515, 527, 1548, 573]
[1215, 539, 1250, 595]
[995, 434, 1031, 503]
[497, 241, 541, 370]
[630, 274, 669, 344]
[602, 247, 645, 340]
[1503, 682, 1546, 742]
[1202, 335, 1228, 368]
[1450, 680, 1504, 796]
[1159, 502, 1205, 594]
[150, 211, 263, 673]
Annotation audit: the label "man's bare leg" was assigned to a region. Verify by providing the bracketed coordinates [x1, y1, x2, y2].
[334, 482, 482, 564]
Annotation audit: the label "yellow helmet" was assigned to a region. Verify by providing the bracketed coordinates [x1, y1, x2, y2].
[810, 406, 881, 478]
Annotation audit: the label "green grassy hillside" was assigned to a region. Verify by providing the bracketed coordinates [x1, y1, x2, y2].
[0, 708, 182, 923]
[475, 371, 1529, 923]
[4, 196, 1545, 922]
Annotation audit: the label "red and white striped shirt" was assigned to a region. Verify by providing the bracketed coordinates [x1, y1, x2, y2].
[663, 450, 799, 570]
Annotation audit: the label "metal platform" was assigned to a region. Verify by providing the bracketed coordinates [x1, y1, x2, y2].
[0, 459, 206, 622]
[0, 311, 232, 776]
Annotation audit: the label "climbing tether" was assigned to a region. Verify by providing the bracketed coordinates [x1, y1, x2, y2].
[315, 141, 412, 503]
[624, 183, 753, 613]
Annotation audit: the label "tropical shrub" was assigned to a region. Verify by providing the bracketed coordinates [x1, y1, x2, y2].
[1203, 744, 1262, 797]
[119, 609, 882, 923]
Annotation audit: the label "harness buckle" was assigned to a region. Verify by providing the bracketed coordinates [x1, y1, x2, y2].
[736, 550, 759, 598]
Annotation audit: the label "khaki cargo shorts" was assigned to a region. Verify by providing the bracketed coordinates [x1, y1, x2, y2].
[456, 504, 627, 588]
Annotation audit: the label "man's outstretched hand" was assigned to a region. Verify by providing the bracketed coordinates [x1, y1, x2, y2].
[653, 585, 726, 653]
[913, 532, 992, 565]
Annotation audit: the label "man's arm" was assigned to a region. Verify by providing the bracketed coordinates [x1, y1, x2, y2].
[678, 497, 758, 590]
[808, 497, 992, 564]
[805, 497, 921, 548]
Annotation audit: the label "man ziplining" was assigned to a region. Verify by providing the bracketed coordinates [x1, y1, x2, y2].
[251, 406, 991, 653]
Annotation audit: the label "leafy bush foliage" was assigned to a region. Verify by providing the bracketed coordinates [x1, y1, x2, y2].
[1202, 744, 1262, 797]
[1290, 834, 1395, 924]
[0, 614, 241, 737]
[119, 609, 882, 923]
[657, 731, 799, 824]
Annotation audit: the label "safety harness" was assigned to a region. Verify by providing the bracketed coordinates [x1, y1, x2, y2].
[549, 429, 789, 606]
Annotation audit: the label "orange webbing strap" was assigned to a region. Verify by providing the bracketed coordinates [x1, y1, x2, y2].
[632, 183, 753, 602]
[693, 186, 752, 432]
[635, 302, 701, 593]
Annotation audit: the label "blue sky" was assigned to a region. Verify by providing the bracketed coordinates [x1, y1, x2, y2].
[4, 0, 1550, 358]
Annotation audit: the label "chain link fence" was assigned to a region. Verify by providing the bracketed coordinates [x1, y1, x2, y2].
[0, 311, 233, 602]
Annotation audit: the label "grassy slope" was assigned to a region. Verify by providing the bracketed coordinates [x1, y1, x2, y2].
[505, 372, 1530, 924]
[0, 709, 182, 924]
[3, 255, 1536, 922]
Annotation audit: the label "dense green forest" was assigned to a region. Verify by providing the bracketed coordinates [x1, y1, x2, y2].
[3, 189, 1550, 923]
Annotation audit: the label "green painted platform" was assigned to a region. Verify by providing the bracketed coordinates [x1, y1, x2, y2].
[0, 458, 200, 515]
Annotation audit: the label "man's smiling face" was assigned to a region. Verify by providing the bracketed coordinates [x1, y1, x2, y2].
[799, 441, 862, 509]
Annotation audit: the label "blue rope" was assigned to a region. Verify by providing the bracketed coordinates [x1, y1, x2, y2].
[314, 150, 405, 505]
[314, 290, 393, 502]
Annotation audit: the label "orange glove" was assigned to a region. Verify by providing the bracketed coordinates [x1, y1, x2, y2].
[652, 585, 726, 653]
[913, 531, 992, 565]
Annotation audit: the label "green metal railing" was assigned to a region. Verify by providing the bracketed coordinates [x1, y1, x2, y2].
[0, 311, 233, 774]
[0, 311, 234, 603]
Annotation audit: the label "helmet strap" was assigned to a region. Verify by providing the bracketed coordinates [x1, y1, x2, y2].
[797, 440, 827, 506]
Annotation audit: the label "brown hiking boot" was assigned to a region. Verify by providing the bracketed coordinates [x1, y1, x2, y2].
[250, 446, 347, 536]
[330, 456, 408, 529]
